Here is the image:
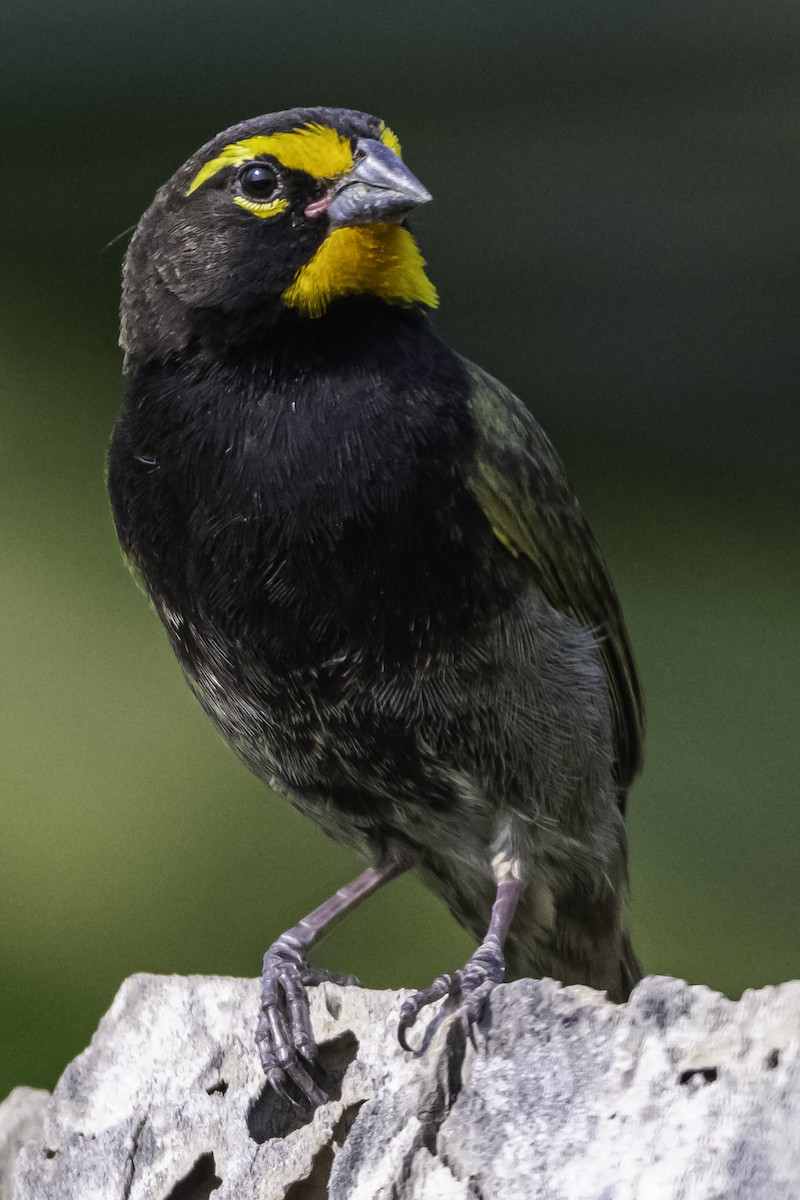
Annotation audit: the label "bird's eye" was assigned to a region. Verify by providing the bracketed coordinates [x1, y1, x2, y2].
[239, 163, 279, 200]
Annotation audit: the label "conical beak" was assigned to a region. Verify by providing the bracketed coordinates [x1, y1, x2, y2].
[323, 138, 432, 229]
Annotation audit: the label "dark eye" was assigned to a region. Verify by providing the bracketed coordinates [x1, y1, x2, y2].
[239, 163, 278, 200]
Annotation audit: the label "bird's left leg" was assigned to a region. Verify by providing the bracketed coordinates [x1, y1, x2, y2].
[398, 848, 522, 1050]
[257, 858, 407, 1106]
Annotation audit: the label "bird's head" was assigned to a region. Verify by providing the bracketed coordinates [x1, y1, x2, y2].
[120, 107, 437, 367]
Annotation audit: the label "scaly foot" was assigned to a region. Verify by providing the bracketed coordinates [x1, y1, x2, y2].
[256, 936, 327, 1108]
[397, 937, 505, 1051]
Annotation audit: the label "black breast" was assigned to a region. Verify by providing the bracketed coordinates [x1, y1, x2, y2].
[108, 301, 513, 672]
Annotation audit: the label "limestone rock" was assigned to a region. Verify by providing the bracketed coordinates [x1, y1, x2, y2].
[0, 1088, 48, 1200]
[1, 973, 799, 1198]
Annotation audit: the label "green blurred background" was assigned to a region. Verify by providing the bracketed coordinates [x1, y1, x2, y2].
[2, 0, 799, 1099]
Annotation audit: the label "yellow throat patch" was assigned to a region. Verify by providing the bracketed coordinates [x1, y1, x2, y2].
[186, 122, 437, 317]
[283, 224, 438, 317]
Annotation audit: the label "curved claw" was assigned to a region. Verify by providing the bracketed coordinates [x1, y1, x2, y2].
[286, 1061, 328, 1110]
[257, 938, 326, 1107]
[264, 1069, 297, 1108]
[398, 972, 455, 1051]
[397, 1004, 416, 1054]
[397, 946, 505, 1052]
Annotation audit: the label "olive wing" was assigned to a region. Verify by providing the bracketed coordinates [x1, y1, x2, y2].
[463, 359, 644, 798]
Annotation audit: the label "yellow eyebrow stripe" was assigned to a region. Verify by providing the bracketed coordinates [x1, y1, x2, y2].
[186, 124, 355, 195]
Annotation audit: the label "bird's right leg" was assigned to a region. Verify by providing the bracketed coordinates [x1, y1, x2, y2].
[257, 859, 407, 1107]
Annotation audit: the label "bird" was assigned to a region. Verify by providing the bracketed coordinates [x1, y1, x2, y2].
[107, 106, 644, 1107]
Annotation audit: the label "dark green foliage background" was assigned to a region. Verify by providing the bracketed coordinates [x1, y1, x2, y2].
[2, 1, 798, 1098]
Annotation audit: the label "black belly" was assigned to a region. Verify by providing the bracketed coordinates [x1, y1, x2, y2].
[107, 307, 526, 840]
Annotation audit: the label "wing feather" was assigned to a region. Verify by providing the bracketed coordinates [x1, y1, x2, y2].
[463, 359, 644, 799]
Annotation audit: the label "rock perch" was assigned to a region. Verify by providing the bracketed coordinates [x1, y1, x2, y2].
[1, 973, 799, 1198]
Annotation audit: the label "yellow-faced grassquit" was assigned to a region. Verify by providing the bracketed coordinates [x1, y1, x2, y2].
[108, 107, 644, 1106]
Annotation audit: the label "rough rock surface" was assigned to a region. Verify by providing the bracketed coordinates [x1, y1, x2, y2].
[0, 1088, 49, 1200]
[1, 973, 799, 1198]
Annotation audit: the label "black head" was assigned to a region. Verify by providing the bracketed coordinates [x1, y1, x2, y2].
[120, 107, 436, 369]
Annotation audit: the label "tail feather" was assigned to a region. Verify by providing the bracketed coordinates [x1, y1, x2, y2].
[505, 923, 641, 1003]
[504, 874, 642, 1003]
[618, 931, 643, 1000]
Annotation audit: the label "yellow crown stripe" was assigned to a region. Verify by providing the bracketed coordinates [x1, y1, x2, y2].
[186, 125, 355, 196]
[379, 124, 403, 158]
